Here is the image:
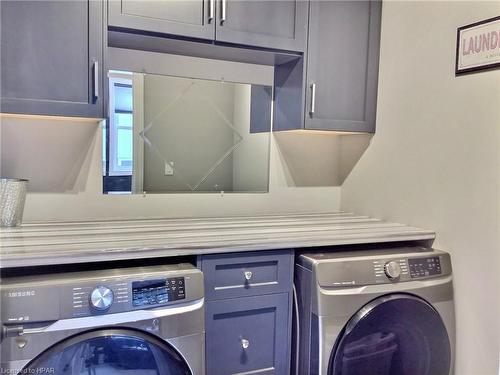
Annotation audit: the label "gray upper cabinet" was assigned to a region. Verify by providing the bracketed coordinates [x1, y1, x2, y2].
[108, 0, 215, 41]
[108, 0, 307, 52]
[215, 0, 308, 52]
[304, 0, 381, 132]
[0, 0, 103, 118]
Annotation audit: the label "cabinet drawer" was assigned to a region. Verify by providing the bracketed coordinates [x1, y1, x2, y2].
[199, 250, 293, 300]
[206, 293, 290, 375]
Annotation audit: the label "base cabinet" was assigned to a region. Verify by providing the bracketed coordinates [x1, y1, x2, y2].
[198, 249, 294, 375]
[206, 293, 290, 375]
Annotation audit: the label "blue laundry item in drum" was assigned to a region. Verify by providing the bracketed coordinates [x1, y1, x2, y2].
[341, 332, 398, 375]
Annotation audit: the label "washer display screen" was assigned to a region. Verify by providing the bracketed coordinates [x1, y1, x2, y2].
[132, 277, 185, 307]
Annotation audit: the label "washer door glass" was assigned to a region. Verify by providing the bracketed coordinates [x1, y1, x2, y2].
[328, 294, 451, 375]
[23, 329, 192, 375]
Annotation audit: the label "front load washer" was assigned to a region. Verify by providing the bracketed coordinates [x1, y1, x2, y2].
[0, 263, 204, 375]
[294, 246, 455, 375]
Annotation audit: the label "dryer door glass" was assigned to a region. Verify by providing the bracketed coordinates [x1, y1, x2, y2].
[22, 329, 192, 375]
[328, 294, 451, 375]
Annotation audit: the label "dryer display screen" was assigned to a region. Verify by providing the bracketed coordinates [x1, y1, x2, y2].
[132, 277, 185, 307]
[408, 257, 442, 278]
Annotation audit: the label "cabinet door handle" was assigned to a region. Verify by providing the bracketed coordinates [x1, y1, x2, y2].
[221, 0, 227, 24]
[309, 82, 316, 117]
[93, 61, 99, 102]
[241, 338, 250, 349]
[208, 0, 214, 23]
[244, 271, 253, 280]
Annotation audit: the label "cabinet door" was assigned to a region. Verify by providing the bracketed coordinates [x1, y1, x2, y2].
[0, 0, 103, 117]
[206, 293, 290, 375]
[108, 0, 215, 41]
[215, 0, 308, 52]
[304, 0, 381, 132]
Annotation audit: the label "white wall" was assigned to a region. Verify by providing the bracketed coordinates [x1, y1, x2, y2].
[0, 116, 98, 192]
[341, 2, 500, 374]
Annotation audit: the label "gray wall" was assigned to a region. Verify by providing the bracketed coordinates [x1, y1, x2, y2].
[341, 2, 500, 374]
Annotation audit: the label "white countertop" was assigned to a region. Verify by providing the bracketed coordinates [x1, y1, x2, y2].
[0, 212, 435, 268]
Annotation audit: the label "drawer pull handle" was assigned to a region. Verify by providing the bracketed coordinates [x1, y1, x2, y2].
[221, 0, 227, 24]
[309, 82, 316, 117]
[93, 61, 99, 102]
[241, 338, 250, 349]
[208, 0, 214, 22]
[244, 271, 253, 280]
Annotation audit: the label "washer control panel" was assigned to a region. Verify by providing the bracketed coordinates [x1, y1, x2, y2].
[132, 277, 185, 307]
[89, 286, 114, 311]
[408, 256, 442, 278]
[72, 280, 129, 316]
[1, 264, 203, 324]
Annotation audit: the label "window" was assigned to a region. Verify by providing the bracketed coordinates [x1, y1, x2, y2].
[108, 72, 133, 176]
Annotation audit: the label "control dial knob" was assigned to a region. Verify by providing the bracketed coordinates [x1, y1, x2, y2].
[90, 286, 114, 311]
[384, 261, 402, 280]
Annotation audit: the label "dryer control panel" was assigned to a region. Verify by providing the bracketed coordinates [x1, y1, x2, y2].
[408, 256, 442, 278]
[299, 247, 452, 288]
[374, 256, 443, 283]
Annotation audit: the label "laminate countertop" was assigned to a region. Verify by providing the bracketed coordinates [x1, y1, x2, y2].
[0, 212, 435, 269]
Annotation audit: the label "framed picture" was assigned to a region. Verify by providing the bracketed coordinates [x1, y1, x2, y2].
[456, 15, 500, 75]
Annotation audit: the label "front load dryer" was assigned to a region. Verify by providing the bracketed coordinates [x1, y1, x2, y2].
[294, 246, 455, 375]
[0, 263, 205, 374]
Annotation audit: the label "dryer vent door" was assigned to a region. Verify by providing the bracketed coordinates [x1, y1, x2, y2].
[328, 294, 451, 375]
[22, 329, 192, 375]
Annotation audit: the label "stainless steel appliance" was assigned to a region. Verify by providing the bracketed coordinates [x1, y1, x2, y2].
[1, 263, 205, 374]
[294, 246, 455, 375]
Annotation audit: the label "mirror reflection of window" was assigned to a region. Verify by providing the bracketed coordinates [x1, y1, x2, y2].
[104, 71, 134, 193]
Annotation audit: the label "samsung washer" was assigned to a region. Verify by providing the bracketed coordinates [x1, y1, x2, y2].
[0, 263, 204, 374]
[294, 246, 455, 375]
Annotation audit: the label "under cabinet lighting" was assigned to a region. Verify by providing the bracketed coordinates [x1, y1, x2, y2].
[0, 113, 104, 123]
[275, 129, 371, 135]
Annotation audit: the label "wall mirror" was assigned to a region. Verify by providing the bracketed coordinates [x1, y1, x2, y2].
[103, 70, 272, 194]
